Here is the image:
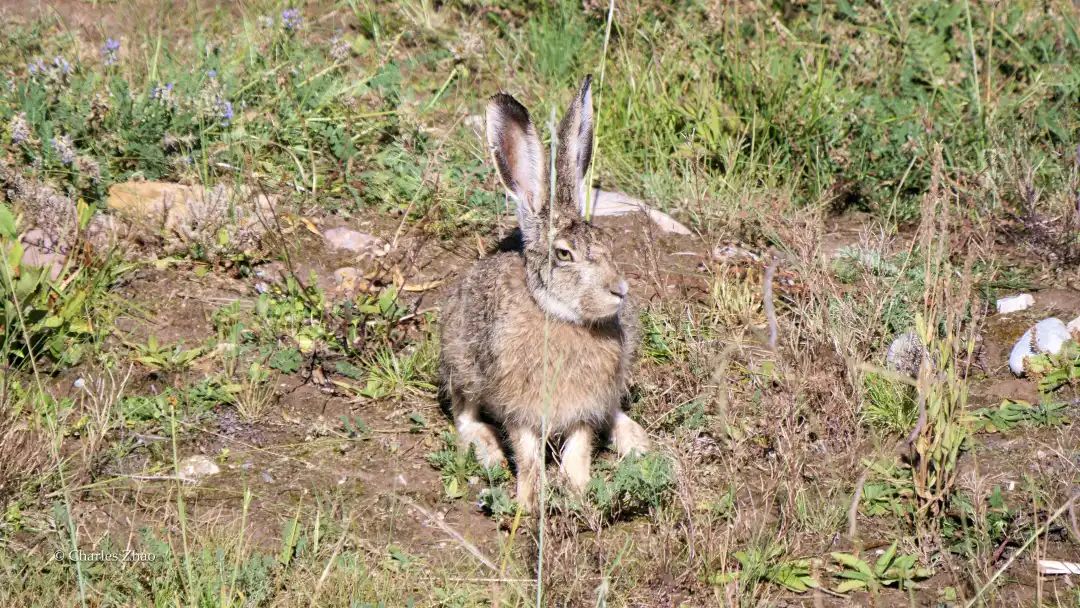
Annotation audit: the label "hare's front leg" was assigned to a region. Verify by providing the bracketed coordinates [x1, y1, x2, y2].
[560, 424, 593, 493]
[452, 395, 505, 467]
[611, 410, 650, 457]
[510, 426, 542, 510]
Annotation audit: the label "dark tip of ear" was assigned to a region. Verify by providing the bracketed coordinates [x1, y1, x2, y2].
[488, 92, 532, 128]
[580, 74, 593, 98]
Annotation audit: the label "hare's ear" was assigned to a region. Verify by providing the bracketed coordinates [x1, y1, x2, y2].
[555, 75, 594, 215]
[486, 93, 545, 229]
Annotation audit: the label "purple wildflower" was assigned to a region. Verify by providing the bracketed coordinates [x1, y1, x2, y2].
[52, 56, 72, 75]
[281, 8, 303, 32]
[207, 69, 218, 79]
[52, 134, 76, 165]
[217, 98, 234, 126]
[329, 34, 350, 61]
[102, 38, 121, 66]
[28, 58, 47, 75]
[9, 113, 30, 145]
[151, 82, 175, 103]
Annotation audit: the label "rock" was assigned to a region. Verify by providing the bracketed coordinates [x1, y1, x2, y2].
[886, 331, 924, 377]
[463, 114, 484, 138]
[332, 266, 373, 296]
[176, 455, 220, 482]
[1067, 315, 1080, 339]
[712, 242, 761, 263]
[1009, 328, 1036, 376]
[85, 213, 126, 251]
[1034, 317, 1071, 354]
[1009, 317, 1071, 376]
[323, 227, 387, 255]
[107, 181, 275, 245]
[19, 228, 66, 279]
[588, 189, 693, 235]
[996, 294, 1034, 314]
[107, 181, 201, 228]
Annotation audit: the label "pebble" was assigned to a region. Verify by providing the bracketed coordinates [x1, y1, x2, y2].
[996, 293, 1034, 314]
[1009, 317, 1071, 376]
[323, 227, 387, 254]
[176, 455, 221, 482]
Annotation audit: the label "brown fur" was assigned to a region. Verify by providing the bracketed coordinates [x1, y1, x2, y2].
[439, 77, 650, 509]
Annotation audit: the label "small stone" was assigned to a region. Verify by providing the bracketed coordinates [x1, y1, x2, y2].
[323, 227, 386, 254]
[996, 294, 1034, 314]
[1067, 315, 1080, 340]
[332, 266, 372, 295]
[176, 455, 220, 482]
[1009, 328, 1035, 376]
[463, 114, 484, 138]
[260, 471, 275, 484]
[19, 245, 65, 279]
[589, 189, 692, 235]
[886, 331, 924, 377]
[1009, 317, 1071, 376]
[1033, 317, 1070, 355]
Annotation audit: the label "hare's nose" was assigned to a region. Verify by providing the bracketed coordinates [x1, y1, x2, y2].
[609, 279, 628, 299]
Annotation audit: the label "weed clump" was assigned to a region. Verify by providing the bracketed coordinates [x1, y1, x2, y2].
[586, 452, 676, 519]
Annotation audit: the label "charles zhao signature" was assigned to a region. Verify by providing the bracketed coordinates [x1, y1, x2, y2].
[54, 549, 157, 563]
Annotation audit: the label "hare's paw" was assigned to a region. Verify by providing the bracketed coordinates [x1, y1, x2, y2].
[611, 410, 650, 457]
[510, 426, 542, 512]
[456, 415, 505, 467]
[559, 425, 593, 493]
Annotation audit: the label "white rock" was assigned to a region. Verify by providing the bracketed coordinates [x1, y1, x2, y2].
[587, 189, 692, 235]
[886, 331, 924, 377]
[1067, 316, 1080, 340]
[996, 293, 1034, 314]
[176, 455, 220, 482]
[1009, 317, 1071, 376]
[1034, 317, 1071, 354]
[323, 227, 387, 254]
[1008, 328, 1035, 376]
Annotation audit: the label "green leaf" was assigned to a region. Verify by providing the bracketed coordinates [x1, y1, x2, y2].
[269, 348, 303, 373]
[706, 571, 739, 586]
[832, 552, 874, 577]
[874, 541, 898, 576]
[835, 579, 867, 594]
[0, 205, 17, 239]
[335, 361, 364, 380]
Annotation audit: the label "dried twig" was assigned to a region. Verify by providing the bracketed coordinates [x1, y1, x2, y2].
[392, 493, 499, 573]
[763, 254, 779, 351]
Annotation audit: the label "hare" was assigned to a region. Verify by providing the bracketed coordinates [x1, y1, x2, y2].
[439, 75, 650, 510]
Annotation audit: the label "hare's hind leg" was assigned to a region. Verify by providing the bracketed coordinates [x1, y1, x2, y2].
[452, 393, 505, 467]
[611, 410, 650, 456]
[559, 424, 593, 493]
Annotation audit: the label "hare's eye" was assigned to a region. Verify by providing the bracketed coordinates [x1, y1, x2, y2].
[555, 248, 573, 262]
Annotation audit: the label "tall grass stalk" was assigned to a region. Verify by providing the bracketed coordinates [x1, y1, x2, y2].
[909, 147, 979, 545]
[169, 398, 196, 607]
[0, 242, 88, 608]
[583, 0, 616, 221]
[535, 104, 561, 607]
